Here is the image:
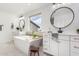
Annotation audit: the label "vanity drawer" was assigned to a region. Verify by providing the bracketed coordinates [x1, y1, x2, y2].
[58, 35, 69, 41]
[71, 36, 79, 42]
[71, 42, 79, 53]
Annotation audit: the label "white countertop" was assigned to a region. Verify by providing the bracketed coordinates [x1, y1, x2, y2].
[58, 33, 79, 36]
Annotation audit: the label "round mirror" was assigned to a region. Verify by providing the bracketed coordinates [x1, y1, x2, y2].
[19, 19, 25, 31]
[50, 7, 75, 29]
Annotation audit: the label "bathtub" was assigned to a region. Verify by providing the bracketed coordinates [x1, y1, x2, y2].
[14, 36, 42, 55]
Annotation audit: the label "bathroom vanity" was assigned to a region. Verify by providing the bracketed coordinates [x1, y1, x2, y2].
[44, 5, 78, 56]
[43, 33, 79, 56]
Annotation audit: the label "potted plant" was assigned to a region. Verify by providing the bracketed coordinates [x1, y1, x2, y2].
[32, 31, 39, 39]
[76, 29, 79, 34]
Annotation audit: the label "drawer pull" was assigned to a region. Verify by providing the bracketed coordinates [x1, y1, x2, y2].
[74, 46, 79, 49]
[74, 38, 79, 40]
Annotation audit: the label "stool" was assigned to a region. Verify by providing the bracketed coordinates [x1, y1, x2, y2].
[30, 46, 39, 56]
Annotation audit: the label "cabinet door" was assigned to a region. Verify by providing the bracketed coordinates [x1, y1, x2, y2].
[43, 33, 50, 53]
[59, 40, 69, 56]
[50, 38, 58, 56]
[71, 41, 79, 54]
[71, 36, 79, 56]
[43, 37, 50, 53]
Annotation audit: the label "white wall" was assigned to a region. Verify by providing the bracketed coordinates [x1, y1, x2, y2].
[40, 3, 79, 34]
[0, 11, 16, 43]
[15, 3, 79, 35]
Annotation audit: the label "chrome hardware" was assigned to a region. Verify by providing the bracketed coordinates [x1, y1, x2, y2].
[74, 46, 79, 49]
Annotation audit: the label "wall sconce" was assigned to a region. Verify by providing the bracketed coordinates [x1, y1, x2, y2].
[11, 23, 14, 29]
[0, 25, 3, 31]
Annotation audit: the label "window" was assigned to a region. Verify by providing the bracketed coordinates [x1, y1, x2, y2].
[30, 13, 42, 27]
[30, 13, 42, 31]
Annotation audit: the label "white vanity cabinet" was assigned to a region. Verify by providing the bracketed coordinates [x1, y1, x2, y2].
[50, 37, 58, 56]
[58, 35, 70, 56]
[43, 33, 79, 56]
[43, 32, 59, 56]
[71, 36, 79, 56]
[43, 33, 70, 56]
[43, 33, 50, 53]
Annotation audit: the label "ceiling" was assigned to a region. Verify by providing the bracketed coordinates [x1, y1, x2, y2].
[0, 3, 52, 15]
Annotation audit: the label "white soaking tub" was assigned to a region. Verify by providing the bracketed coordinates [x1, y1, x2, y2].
[14, 36, 42, 55]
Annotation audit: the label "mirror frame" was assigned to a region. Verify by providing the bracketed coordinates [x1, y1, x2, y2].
[50, 7, 75, 29]
[19, 19, 25, 31]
